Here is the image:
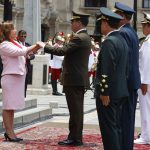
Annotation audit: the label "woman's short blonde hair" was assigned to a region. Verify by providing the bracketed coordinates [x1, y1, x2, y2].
[1, 21, 14, 41]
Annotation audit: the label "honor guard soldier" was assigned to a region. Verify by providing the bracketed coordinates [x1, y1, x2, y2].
[50, 34, 64, 96]
[37, 10, 91, 146]
[95, 7, 129, 150]
[114, 2, 141, 150]
[134, 12, 150, 145]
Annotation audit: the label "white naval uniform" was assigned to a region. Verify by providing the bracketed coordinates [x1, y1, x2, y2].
[138, 34, 150, 142]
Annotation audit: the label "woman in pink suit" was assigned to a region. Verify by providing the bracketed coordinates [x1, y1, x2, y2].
[0, 22, 40, 142]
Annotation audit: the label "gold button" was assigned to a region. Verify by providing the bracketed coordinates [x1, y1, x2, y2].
[105, 84, 108, 88]
[101, 88, 104, 92]
[102, 79, 106, 83]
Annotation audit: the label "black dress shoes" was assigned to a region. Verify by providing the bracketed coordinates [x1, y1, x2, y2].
[52, 92, 63, 96]
[58, 139, 83, 146]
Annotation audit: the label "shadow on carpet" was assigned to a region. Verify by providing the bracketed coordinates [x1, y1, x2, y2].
[0, 125, 149, 150]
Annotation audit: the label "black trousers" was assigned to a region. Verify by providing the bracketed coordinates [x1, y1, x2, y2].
[96, 96, 128, 150]
[25, 63, 32, 97]
[64, 86, 84, 141]
[121, 90, 138, 150]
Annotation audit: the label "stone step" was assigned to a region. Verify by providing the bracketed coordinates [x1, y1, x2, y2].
[0, 107, 52, 132]
[0, 98, 37, 115]
[19, 98, 37, 111]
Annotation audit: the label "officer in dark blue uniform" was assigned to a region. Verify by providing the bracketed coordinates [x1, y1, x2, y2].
[114, 2, 141, 150]
[95, 7, 129, 150]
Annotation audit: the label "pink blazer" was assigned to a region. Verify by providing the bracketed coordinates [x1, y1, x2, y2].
[0, 41, 28, 76]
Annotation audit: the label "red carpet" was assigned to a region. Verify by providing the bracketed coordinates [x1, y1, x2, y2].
[0, 125, 149, 150]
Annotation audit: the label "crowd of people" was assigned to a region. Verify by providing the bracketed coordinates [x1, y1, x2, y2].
[0, 1, 149, 150]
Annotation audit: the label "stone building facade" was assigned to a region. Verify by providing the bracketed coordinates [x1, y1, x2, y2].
[0, 0, 149, 94]
[0, 0, 149, 42]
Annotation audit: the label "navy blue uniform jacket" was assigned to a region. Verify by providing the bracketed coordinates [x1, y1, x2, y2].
[96, 31, 129, 99]
[119, 23, 141, 90]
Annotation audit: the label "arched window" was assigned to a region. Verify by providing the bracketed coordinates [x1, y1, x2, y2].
[143, 0, 150, 8]
[85, 0, 107, 7]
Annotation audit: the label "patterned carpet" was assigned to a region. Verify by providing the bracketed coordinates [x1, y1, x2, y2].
[0, 125, 149, 150]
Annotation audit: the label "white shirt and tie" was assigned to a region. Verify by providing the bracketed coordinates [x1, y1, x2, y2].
[138, 34, 150, 143]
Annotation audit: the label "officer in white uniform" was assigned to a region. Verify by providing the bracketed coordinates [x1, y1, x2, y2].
[134, 12, 150, 145]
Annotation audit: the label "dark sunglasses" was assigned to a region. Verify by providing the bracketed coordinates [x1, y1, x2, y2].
[21, 35, 27, 38]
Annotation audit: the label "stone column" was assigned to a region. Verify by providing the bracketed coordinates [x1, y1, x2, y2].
[23, 0, 50, 95]
[23, 0, 41, 44]
[27, 55, 51, 95]
[33, 0, 41, 43]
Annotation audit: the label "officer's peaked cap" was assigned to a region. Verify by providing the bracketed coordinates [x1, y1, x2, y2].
[141, 12, 150, 24]
[70, 10, 90, 21]
[114, 2, 135, 15]
[97, 7, 123, 21]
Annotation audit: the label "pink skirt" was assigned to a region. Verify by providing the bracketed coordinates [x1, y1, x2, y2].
[1, 74, 26, 110]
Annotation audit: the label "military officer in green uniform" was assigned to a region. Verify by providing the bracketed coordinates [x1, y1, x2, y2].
[95, 7, 129, 150]
[37, 11, 91, 146]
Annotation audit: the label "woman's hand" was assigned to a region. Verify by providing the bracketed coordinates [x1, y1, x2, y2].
[36, 41, 46, 48]
[27, 44, 41, 55]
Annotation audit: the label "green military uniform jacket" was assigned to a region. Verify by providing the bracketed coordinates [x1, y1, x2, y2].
[96, 31, 129, 99]
[44, 30, 91, 87]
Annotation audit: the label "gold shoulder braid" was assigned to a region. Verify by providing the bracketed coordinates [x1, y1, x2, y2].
[65, 32, 75, 43]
